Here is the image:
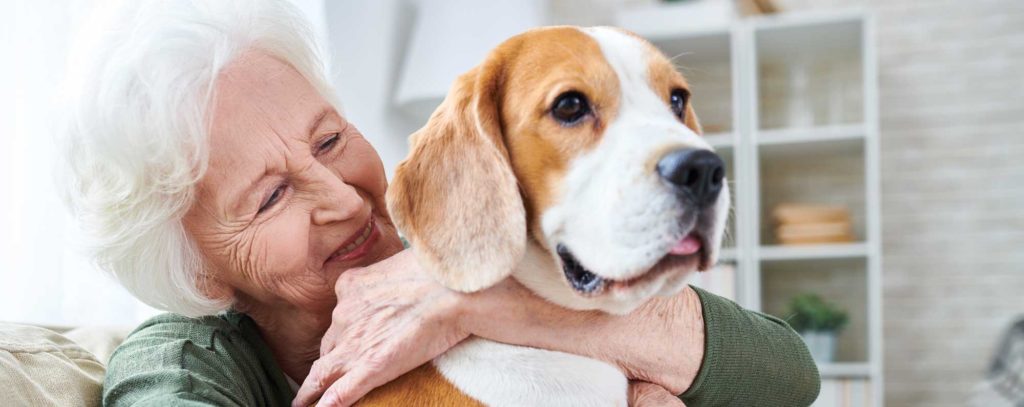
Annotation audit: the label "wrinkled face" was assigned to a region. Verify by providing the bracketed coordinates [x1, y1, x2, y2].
[502, 28, 731, 314]
[185, 51, 404, 314]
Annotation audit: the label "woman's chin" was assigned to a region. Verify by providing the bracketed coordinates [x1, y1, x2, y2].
[369, 224, 406, 265]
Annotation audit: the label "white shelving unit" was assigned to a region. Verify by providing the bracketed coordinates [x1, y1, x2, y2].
[619, 10, 882, 407]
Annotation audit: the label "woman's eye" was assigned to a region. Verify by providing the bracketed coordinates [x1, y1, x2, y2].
[670, 89, 689, 120]
[315, 133, 340, 155]
[550, 91, 591, 125]
[257, 184, 286, 214]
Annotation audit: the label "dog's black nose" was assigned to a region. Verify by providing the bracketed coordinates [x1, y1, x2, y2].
[657, 148, 725, 207]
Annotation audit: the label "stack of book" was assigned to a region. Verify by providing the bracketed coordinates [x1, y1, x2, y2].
[772, 204, 854, 245]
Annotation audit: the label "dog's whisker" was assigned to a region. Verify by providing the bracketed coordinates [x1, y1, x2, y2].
[668, 51, 693, 63]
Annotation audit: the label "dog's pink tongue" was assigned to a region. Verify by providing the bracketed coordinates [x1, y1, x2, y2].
[670, 235, 702, 255]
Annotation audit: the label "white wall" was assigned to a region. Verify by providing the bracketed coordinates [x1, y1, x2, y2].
[1, 0, 158, 327]
[322, 0, 423, 179]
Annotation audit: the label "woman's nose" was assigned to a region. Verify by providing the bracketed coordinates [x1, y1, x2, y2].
[311, 170, 365, 226]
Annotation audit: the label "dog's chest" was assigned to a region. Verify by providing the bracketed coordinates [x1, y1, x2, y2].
[432, 338, 628, 407]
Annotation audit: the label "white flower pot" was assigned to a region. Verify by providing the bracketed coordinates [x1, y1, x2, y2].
[801, 330, 838, 363]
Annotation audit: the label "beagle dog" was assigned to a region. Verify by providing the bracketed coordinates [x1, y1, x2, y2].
[369, 26, 730, 406]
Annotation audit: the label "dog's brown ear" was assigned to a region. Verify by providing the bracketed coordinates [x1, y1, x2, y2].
[684, 104, 702, 135]
[386, 59, 525, 293]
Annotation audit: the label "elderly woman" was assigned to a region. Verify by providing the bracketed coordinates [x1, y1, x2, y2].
[64, 1, 819, 406]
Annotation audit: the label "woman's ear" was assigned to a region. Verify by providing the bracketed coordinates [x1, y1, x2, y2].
[386, 58, 526, 293]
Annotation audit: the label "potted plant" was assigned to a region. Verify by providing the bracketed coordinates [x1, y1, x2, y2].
[786, 293, 849, 362]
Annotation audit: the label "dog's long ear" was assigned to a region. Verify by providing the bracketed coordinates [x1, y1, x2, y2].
[386, 58, 525, 293]
[684, 104, 702, 135]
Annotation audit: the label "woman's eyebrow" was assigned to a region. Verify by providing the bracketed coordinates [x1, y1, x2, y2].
[306, 107, 332, 138]
[227, 168, 270, 217]
[226, 107, 335, 214]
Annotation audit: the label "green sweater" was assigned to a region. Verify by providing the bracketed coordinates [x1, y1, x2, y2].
[103, 287, 820, 406]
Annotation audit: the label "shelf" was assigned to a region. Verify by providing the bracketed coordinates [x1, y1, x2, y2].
[704, 132, 733, 149]
[647, 32, 732, 67]
[618, 14, 879, 403]
[757, 124, 866, 158]
[818, 362, 872, 379]
[643, 26, 731, 44]
[757, 124, 864, 146]
[615, 5, 732, 62]
[759, 242, 868, 261]
[754, 14, 863, 62]
[718, 247, 737, 262]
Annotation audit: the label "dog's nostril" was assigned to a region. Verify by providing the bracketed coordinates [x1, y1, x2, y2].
[657, 148, 726, 207]
[711, 167, 725, 187]
[684, 169, 700, 187]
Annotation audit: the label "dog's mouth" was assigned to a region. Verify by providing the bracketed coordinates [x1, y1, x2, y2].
[556, 232, 711, 296]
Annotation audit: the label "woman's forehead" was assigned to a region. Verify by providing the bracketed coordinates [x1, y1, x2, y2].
[201, 51, 339, 209]
[212, 51, 324, 135]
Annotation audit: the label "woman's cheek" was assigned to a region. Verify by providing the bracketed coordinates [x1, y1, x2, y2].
[340, 137, 388, 201]
[257, 208, 314, 278]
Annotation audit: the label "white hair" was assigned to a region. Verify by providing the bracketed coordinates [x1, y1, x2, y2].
[61, 0, 338, 317]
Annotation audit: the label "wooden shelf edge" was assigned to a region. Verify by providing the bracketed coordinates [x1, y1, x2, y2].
[757, 124, 865, 146]
[818, 362, 872, 379]
[643, 27, 732, 43]
[718, 247, 738, 262]
[758, 242, 868, 261]
[750, 9, 868, 31]
[704, 132, 734, 149]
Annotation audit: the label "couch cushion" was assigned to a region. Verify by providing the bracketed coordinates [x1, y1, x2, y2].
[62, 326, 132, 365]
[0, 323, 105, 406]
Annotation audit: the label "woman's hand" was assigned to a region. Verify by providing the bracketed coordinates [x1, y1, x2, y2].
[629, 381, 687, 406]
[292, 249, 469, 407]
[292, 247, 705, 406]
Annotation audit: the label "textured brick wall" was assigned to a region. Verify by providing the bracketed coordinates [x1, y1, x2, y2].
[771, 0, 1024, 405]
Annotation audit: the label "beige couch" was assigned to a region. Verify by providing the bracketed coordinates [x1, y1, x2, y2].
[0, 323, 130, 406]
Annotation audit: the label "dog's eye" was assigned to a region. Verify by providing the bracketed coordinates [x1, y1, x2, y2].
[551, 91, 591, 125]
[670, 88, 689, 120]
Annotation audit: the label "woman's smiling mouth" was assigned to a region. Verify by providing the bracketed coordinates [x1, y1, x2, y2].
[327, 217, 379, 264]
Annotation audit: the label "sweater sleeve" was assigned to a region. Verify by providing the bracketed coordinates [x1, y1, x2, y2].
[102, 313, 294, 407]
[680, 286, 821, 406]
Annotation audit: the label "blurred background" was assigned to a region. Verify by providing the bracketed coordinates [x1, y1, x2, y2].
[2, 0, 1022, 405]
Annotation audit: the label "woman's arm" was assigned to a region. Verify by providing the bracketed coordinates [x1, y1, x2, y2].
[464, 279, 821, 405]
[296, 249, 820, 406]
[105, 313, 294, 407]
[681, 287, 821, 405]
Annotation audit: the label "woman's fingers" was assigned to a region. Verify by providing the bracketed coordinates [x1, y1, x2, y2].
[628, 381, 686, 407]
[316, 367, 377, 407]
[292, 356, 347, 407]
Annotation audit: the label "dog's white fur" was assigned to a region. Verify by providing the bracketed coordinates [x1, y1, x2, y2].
[436, 338, 628, 406]
[515, 27, 730, 315]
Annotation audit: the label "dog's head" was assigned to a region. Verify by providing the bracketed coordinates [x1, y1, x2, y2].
[387, 26, 730, 314]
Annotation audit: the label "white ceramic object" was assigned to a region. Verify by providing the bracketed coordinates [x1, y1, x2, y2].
[395, 0, 546, 120]
[801, 330, 838, 363]
[613, 0, 738, 39]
